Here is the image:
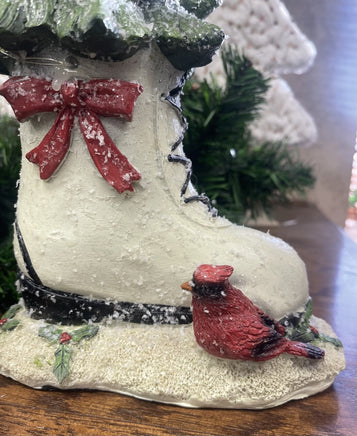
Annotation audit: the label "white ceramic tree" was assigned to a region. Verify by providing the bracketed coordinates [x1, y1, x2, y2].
[197, 0, 318, 147]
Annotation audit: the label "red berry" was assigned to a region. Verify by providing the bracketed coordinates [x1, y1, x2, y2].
[60, 332, 72, 344]
[310, 325, 319, 334]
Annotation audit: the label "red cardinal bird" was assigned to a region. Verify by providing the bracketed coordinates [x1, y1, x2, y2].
[181, 264, 324, 361]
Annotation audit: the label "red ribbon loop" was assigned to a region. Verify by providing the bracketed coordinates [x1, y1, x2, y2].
[0, 76, 143, 193]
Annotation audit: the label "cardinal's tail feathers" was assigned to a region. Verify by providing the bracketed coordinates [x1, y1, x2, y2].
[285, 340, 325, 359]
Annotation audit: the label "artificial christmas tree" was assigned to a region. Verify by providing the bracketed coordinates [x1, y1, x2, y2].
[0, 0, 344, 408]
[182, 46, 316, 223]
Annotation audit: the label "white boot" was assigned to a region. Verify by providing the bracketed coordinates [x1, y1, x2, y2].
[0, 44, 344, 409]
[12, 44, 308, 320]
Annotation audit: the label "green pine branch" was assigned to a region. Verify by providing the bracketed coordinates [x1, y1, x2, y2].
[0, 116, 20, 238]
[0, 229, 19, 313]
[0, 115, 20, 312]
[182, 45, 315, 223]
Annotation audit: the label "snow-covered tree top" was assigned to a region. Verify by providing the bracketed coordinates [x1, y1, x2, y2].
[0, 0, 224, 73]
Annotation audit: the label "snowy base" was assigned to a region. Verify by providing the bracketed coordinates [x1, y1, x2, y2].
[0, 308, 345, 409]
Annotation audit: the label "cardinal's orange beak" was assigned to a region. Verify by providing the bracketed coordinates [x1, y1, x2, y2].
[181, 281, 193, 292]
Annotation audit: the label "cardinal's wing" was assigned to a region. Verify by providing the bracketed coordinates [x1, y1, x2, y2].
[221, 312, 276, 346]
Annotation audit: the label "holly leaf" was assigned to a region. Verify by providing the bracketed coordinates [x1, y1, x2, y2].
[70, 325, 99, 343]
[287, 327, 317, 344]
[317, 333, 343, 348]
[301, 298, 313, 327]
[38, 325, 63, 344]
[281, 298, 343, 348]
[53, 344, 72, 384]
[1, 318, 19, 331]
[2, 304, 21, 320]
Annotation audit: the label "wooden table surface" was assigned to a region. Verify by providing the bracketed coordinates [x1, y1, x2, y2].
[0, 203, 356, 436]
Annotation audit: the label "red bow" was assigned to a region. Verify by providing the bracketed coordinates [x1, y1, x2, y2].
[0, 76, 143, 193]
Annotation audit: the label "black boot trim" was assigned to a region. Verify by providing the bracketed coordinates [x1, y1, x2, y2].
[18, 273, 193, 326]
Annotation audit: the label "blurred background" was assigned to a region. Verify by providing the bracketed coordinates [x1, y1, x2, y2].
[283, 0, 357, 235]
[198, 0, 357, 236]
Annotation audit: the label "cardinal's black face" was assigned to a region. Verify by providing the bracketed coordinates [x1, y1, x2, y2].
[192, 281, 227, 299]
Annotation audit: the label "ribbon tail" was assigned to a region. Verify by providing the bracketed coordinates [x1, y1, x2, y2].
[26, 108, 74, 179]
[78, 109, 141, 193]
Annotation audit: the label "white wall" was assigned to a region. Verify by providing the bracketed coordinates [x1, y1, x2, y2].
[283, 0, 357, 227]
